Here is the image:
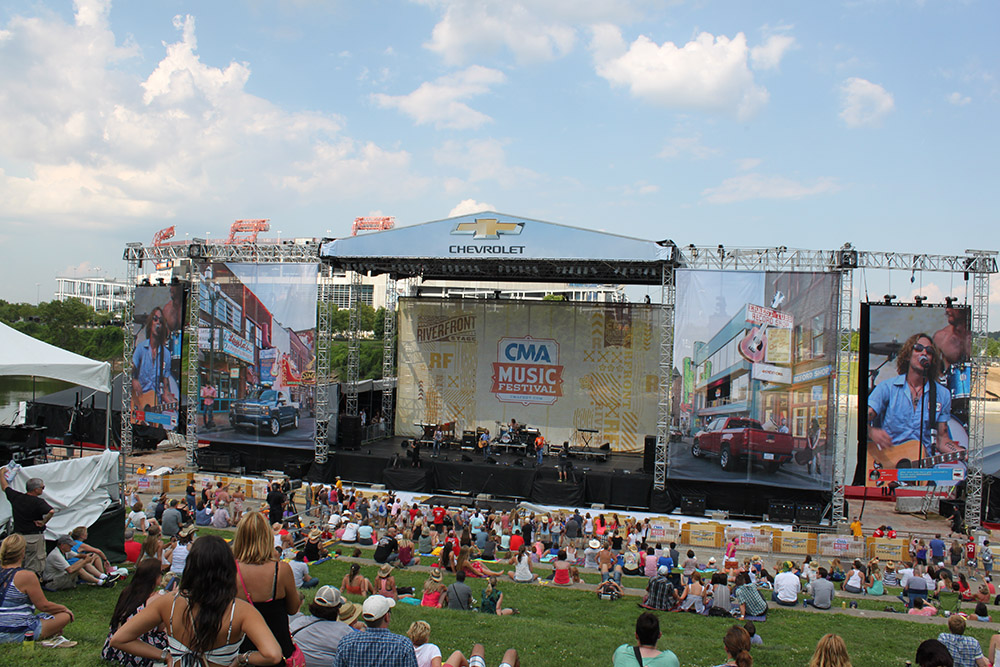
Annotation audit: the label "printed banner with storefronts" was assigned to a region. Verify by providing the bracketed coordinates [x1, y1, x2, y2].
[130, 285, 186, 432]
[857, 303, 972, 488]
[396, 298, 661, 451]
[669, 270, 839, 490]
[192, 262, 318, 449]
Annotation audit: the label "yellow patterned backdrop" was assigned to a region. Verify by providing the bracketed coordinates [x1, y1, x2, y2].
[396, 298, 661, 452]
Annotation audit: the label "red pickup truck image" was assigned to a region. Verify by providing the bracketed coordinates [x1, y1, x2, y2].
[691, 417, 794, 473]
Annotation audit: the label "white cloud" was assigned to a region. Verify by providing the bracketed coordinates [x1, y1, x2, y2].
[620, 181, 659, 196]
[372, 66, 505, 129]
[449, 199, 495, 217]
[702, 173, 840, 204]
[417, 0, 646, 66]
[735, 157, 762, 170]
[434, 138, 538, 188]
[947, 91, 972, 106]
[750, 34, 796, 70]
[590, 26, 769, 119]
[0, 8, 426, 228]
[839, 77, 894, 128]
[658, 134, 718, 160]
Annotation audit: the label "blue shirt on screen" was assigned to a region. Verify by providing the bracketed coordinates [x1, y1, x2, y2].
[868, 374, 950, 457]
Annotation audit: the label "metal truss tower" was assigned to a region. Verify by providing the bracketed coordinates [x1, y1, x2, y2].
[119, 245, 141, 483]
[314, 264, 332, 463]
[381, 276, 398, 435]
[184, 270, 201, 471]
[831, 267, 854, 524]
[654, 263, 675, 491]
[965, 250, 997, 528]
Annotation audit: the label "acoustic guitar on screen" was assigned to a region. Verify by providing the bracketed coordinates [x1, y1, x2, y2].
[866, 417, 968, 485]
[135, 390, 179, 413]
[738, 292, 786, 363]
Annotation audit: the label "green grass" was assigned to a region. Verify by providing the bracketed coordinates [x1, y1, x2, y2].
[3, 558, 995, 666]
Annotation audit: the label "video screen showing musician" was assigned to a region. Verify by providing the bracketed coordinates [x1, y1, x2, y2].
[131, 286, 184, 431]
[867, 333, 956, 461]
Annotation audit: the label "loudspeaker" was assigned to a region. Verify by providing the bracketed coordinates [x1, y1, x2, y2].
[643, 435, 657, 474]
[768, 500, 796, 523]
[339, 415, 362, 449]
[462, 433, 476, 448]
[680, 495, 706, 516]
[796, 503, 823, 524]
[461, 454, 474, 462]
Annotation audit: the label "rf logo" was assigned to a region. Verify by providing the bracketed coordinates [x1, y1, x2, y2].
[452, 218, 524, 239]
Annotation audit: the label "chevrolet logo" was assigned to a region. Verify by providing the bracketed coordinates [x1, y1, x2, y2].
[452, 218, 524, 239]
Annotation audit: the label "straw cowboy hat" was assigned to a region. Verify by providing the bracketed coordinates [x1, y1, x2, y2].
[379, 563, 393, 578]
[308, 528, 322, 541]
[429, 567, 443, 582]
[338, 600, 362, 625]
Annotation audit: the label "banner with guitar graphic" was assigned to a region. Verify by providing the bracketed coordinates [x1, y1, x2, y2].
[857, 303, 972, 489]
[130, 285, 186, 431]
[670, 270, 839, 490]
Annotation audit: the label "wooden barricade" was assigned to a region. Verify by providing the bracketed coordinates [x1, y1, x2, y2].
[647, 518, 680, 545]
[682, 522, 724, 549]
[725, 527, 773, 554]
[869, 538, 910, 561]
[817, 534, 866, 560]
[774, 530, 817, 556]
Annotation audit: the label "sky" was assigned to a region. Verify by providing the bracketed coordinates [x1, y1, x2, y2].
[0, 0, 998, 322]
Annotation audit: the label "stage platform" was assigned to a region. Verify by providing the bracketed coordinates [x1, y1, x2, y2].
[198, 436, 834, 516]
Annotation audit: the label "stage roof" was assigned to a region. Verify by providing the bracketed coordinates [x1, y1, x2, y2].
[320, 212, 671, 285]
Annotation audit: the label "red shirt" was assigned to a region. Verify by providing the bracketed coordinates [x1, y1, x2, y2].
[873, 529, 884, 538]
[124, 539, 142, 563]
[967, 542, 977, 560]
[432, 507, 446, 525]
[409, 507, 420, 523]
[509, 534, 524, 553]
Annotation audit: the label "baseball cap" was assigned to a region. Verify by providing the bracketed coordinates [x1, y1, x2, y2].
[657, 565, 670, 575]
[362, 595, 396, 621]
[56, 535, 74, 546]
[314, 586, 343, 607]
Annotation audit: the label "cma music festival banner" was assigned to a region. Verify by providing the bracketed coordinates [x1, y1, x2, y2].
[131, 285, 186, 432]
[396, 298, 661, 452]
[669, 270, 839, 491]
[857, 303, 972, 488]
[192, 262, 318, 450]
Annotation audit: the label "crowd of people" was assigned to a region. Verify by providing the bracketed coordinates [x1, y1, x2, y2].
[5, 465, 1000, 665]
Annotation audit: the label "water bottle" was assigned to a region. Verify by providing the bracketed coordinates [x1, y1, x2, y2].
[22, 630, 34, 652]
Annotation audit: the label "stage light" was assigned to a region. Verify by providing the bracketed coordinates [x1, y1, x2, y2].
[156, 277, 165, 286]
[945, 296, 958, 306]
[882, 294, 895, 304]
[914, 295, 927, 306]
[141, 278, 151, 286]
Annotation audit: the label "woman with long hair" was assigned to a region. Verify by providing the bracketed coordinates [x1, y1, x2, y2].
[111, 535, 281, 666]
[456, 545, 503, 578]
[507, 544, 537, 583]
[103, 559, 167, 666]
[141, 523, 165, 570]
[341, 562, 375, 597]
[421, 568, 448, 608]
[709, 625, 752, 667]
[0, 534, 74, 647]
[808, 634, 852, 667]
[480, 576, 516, 615]
[231, 511, 301, 666]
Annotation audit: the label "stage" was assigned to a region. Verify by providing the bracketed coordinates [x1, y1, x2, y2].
[198, 435, 834, 517]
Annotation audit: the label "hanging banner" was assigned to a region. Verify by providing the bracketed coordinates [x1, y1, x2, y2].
[396, 299, 661, 451]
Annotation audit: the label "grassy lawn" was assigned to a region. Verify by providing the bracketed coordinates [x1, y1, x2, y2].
[1, 556, 996, 666]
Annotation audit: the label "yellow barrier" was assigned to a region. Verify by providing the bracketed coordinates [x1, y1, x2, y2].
[869, 538, 909, 561]
[683, 523, 723, 549]
[775, 531, 816, 555]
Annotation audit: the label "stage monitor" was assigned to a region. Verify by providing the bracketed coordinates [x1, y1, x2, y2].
[857, 303, 971, 489]
[130, 284, 186, 432]
[191, 262, 318, 451]
[669, 269, 839, 491]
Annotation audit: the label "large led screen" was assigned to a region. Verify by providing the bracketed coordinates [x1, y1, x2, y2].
[858, 304, 971, 489]
[669, 270, 839, 490]
[193, 263, 318, 449]
[130, 285, 186, 432]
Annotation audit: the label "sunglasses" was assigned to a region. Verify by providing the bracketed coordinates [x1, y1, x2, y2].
[913, 343, 934, 353]
[151, 314, 162, 322]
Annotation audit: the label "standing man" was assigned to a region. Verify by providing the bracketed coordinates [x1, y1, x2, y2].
[432, 427, 443, 458]
[849, 516, 863, 538]
[478, 429, 491, 462]
[1, 467, 54, 577]
[930, 534, 947, 565]
[267, 482, 286, 525]
[333, 596, 417, 667]
[534, 433, 545, 467]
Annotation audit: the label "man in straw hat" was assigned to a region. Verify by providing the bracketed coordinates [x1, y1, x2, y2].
[333, 595, 416, 666]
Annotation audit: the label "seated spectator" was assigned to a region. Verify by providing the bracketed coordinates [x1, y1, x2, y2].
[163, 526, 195, 587]
[866, 561, 884, 596]
[210, 503, 231, 529]
[44, 535, 112, 590]
[398, 534, 420, 567]
[128, 501, 148, 533]
[678, 571, 708, 613]
[373, 526, 400, 565]
[909, 598, 938, 616]
[304, 528, 329, 562]
[806, 567, 835, 610]
[642, 566, 676, 612]
[341, 516, 360, 543]
[612, 611, 679, 667]
[375, 564, 398, 600]
[456, 546, 503, 578]
[332, 595, 414, 666]
[407, 620, 467, 667]
[357, 520, 375, 546]
[809, 634, 851, 667]
[290, 552, 320, 589]
[710, 572, 732, 614]
[744, 620, 762, 646]
[102, 559, 166, 666]
[597, 578, 624, 600]
[584, 539, 600, 569]
[644, 547, 659, 577]
[447, 571, 474, 611]
[421, 568, 447, 608]
[772, 561, 800, 606]
[469, 643, 519, 667]
[916, 639, 955, 667]
[507, 545, 537, 583]
[338, 598, 364, 630]
[937, 615, 989, 667]
[682, 550, 699, 583]
[480, 576, 516, 615]
[551, 549, 574, 586]
[194, 501, 213, 526]
[288, 585, 355, 667]
[0, 534, 75, 647]
[141, 524, 166, 571]
[123, 528, 143, 564]
[733, 573, 768, 619]
[341, 563, 374, 598]
[974, 602, 990, 622]
[829, 558, 846, 582]
[69, 525, 121, 577]
[709, 625, 752, 667]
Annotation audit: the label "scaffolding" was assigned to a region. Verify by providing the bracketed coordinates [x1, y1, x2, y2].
[119, 245, 141, 481]
[965, 250, 996, 528]
[831, 267, 854, 523]
[184, 271, 201, 471]
[654, 263, 675, 491]
[345, 270, 362, 417]
[381, 275, 398, 434]
[314, 264, 333, 463]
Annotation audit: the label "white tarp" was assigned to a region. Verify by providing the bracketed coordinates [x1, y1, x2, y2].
[0, 450, 119, 539]
[0, 321, 111, 392]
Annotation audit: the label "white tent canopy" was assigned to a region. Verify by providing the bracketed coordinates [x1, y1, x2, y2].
[0, 321, 111, 392]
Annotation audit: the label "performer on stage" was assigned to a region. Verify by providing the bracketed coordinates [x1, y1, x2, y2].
[558, 441, 571, 482]
[131, 307, 177, 414]
[432, 427, 443, 458]
[534, 433, 545, 467]
[479, 429, 491, 461]
[867, 333, 958, 460]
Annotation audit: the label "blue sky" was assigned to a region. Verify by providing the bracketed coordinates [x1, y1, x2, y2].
[0, 0, 997, 318]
